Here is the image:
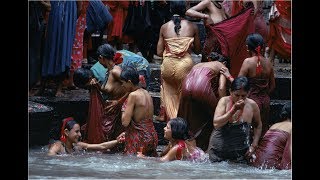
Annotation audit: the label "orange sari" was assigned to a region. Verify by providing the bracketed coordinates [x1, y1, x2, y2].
[161, 37, 194, 119]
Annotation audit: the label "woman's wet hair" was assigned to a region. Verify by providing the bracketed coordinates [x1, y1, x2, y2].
[59, 117, 79, 142]
[49, 117, 79, 141]
[96, 43, 116, 60]
[120, 65, 140, 85]
[280, 102, 291, 120]
[170, 1, 186, 36]
[230, 76, 250, 92]
[73, 68, 93, 89]
[169, 117, 190, 140]
[246, 33, 265, 53]
[208, 52, 231, 69]
[62, 117, 78, 131]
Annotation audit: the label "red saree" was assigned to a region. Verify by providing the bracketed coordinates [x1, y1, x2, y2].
[251, 129, 291, 169]
[81, 87, 124, 145]
[203, 7, 255, 77]
[268, 0, 291, 59]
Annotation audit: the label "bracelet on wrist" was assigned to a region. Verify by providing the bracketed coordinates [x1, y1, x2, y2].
[227, 75, 233, 81]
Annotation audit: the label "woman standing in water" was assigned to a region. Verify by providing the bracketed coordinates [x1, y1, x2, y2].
[221, 33, 275, 137]
[120, 66, 158, 157]
[177, 52, 230, 151]
[249, 102, 291, 170]
[207, 76, 262, 163]
[157, 0, 201, 119]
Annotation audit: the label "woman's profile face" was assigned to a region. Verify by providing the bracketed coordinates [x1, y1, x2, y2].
[164, 123, 172, 140]
[67, 124, 81, 143]
[230, 88, 248, 102]
[120, 80, 132, 91]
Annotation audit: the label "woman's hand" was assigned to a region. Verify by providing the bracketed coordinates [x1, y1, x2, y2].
[234, 99, 245, 111]
[220, 67, 233, 82]
[245, 145, 257, 162]
[105, 100, 119, 114]
[116, 132, 126, 143]
[89, 78, 100, 89]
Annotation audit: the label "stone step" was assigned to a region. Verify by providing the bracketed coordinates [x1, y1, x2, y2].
[29, 89, 290, 147]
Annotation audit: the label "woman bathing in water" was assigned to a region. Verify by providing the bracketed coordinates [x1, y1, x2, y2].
[48, 117, 125, 156]
[137, 117, 207, 162]
[207, 76, 262, 163]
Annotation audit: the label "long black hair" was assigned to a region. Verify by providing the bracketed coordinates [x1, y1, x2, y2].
[169, 117, 190, 140]
[170, 1, 186, 36]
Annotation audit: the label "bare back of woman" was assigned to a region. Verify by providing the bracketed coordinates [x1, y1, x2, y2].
[131, 88, 154, 123]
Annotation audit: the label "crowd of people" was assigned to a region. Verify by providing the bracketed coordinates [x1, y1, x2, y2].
[29, 0, 291, 170]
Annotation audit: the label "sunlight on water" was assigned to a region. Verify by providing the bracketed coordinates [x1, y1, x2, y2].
[29, 146, 291, 179]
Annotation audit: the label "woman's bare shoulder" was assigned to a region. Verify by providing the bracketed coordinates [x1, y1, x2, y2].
[218, 96, 228, 105]
[48, 141, 63, 152]
[247, 98, 259, 107]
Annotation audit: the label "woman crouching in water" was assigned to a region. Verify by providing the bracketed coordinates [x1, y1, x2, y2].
[138, 117, 207, 162]
[48, 117, 125, 156]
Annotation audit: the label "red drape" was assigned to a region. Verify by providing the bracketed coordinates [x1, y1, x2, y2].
[208, 7, 255, 77]
[268, 0, 291, 59]
[81, 87, 123, 144]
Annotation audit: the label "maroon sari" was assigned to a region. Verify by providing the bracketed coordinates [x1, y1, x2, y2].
[231, 1, 268, 42]
[202, 7, 255, 77]
[247, 77, 270, 137]
[177, 66, 218, 151]
[121, 99, 158, 156]
[81, 87, 124, 146]
[268, 1, 291, 59]
[251, 129, 291, 169]
[280, 135, 291, 170]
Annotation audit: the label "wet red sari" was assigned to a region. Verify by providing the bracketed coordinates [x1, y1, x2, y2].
[121, 99, 158, 156]
[251, 129, 291, 169]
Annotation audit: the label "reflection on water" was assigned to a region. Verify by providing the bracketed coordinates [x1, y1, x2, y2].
[29, 146, 291, 179]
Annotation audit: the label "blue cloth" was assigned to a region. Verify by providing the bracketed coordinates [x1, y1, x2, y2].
[90, 61, 107, 85]
[118, 50, 151, 87]
[41, 1, 77, 77]
[90, 50, 151, 88]
[86, 0, 113, 34]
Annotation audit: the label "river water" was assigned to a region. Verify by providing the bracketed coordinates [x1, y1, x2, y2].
[28, 146, 291, 179]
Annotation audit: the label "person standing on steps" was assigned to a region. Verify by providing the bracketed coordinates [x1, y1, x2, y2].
[157, 0, 201, 119]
